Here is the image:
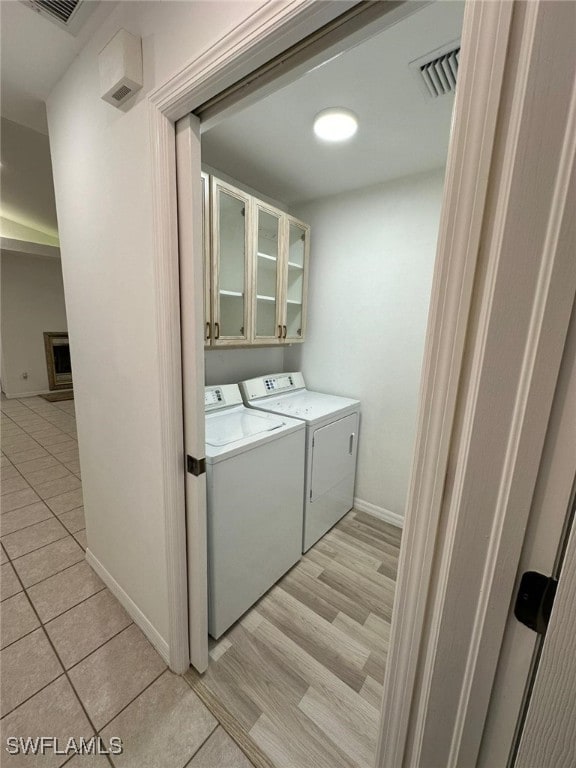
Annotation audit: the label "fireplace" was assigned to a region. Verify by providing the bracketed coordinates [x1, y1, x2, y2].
[44, 332, 73, 391]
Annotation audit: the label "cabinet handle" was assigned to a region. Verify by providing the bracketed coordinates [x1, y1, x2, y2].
[349, 433, 355, 455]
[214, 322, 220, 340]
[278, 325, 283, 339]
[283, 325, 287, 339]
[206, 322, 211, 340]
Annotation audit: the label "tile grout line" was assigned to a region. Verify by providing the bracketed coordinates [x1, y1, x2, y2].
[94, 667, 169, 734]
[2, 432, 167, 768]
[2, 532, 72, 561]
[61, 621, 136, 675]
[2, 411, 78, 470]
[1, 406, 78, 466]
[1, 511, 58, 534]
[3, 530, 83, 565]
[5, 549, 90, 591]
[0, 671, 70, 721]
[34, 585, 109, 626]
[1, 534, 115, 768]
[3, 400, 200, 767]
[0, 499, 54, 520]
[2, 544, 108, 627]
[0, 624, 42, 654]
[182, 721, 221, 767]
[2, 414, 83, 557]
[1, 403, 109, 742]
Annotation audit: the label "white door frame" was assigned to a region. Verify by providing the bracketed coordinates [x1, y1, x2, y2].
[379, 2, 576, 766]
[145, 0, 575, 765]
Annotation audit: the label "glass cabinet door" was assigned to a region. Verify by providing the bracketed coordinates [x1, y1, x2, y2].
[201, 173, 211, 344]
[212, 181, 250, 342]
[284, 219, 309, 340]
[254, 206, 281, 341]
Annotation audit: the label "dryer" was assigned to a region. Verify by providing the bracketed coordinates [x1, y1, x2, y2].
[205, 383, 305, 638]
[240, 373, 360, 551]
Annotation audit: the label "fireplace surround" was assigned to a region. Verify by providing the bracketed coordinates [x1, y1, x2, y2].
[44, 332, 73, 391]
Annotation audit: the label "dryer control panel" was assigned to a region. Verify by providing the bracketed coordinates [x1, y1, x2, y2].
[205, 384, 243, 411]
[240, 372, 305, 401]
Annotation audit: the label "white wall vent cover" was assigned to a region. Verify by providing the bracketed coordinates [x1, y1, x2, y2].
[99, 29, 143, 108]
[410, 40, 461, 99]
[20, 0, 99, 35]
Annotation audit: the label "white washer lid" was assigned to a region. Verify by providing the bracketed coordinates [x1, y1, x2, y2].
[206, 408, 286, 447]
[250, 390, 360, 424]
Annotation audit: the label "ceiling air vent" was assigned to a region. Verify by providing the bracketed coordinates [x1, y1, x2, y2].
[411, 41, 461, 99]
[35, 0, 80, 23]
[20, 0, 99, 35]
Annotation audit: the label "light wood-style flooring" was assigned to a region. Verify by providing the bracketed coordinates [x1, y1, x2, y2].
[186, 509, 401, 768]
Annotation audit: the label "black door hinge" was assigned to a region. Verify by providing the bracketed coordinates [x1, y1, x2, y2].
[186, 455, 206, 476]
[514, 571, 558, 635]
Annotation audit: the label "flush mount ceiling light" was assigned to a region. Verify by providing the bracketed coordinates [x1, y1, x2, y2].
[313, 108, 358, 142]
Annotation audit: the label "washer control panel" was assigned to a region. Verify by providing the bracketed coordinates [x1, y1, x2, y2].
[264, 374, 295, 393]
[205, 389, 223, 407]
[205, 384, 243, 411]
[240, 372, 306, 401]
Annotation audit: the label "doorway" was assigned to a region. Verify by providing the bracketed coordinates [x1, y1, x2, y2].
[177, 3, 464, 766]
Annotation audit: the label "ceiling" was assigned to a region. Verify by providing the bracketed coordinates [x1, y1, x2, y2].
[0, 0, 116, 133]
[202, 1, 464, 205]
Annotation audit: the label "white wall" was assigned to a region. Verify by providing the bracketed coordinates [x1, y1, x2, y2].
[0, 117, 59, 244]
[205, 347, 284, 386]
[285, 169, 445, 518]
[1, 251, 68, 397]
[46, 0, 264, 654]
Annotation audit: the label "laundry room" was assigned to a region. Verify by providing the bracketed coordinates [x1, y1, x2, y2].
[199, 0, 462, 523]
[178, 2, 464, 766]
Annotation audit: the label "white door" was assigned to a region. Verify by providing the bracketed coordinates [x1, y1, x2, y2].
[479, 302, 576, 766]
[515, 492, 576, 767]
[175, 114, 209, 672]
[310, 412, 358, 501]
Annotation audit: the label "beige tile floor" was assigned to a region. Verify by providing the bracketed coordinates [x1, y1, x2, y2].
[1, 395, 254, 767]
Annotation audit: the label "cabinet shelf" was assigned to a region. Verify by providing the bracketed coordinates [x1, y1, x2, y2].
[257, 252, 277, 262]
[287, 261, 304, 269]
[256, 294, 276, 302]
[220, 290, 244, 297]
[287, 299, 302, 305]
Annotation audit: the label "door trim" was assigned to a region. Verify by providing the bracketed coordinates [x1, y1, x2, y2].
[377, 0, 514, 763]
[380, 2, 576, 766]
[175, 114, 209, 672]
[147, 0, 410, 676]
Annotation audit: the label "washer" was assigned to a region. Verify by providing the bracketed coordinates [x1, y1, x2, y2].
[240, 373, 360, 551]
[205, 383, 305, 638]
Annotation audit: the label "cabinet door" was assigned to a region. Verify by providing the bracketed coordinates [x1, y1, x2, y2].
[211, 179, 251, 344]
[282, 217, 309, 342]
[201, 173, 211, 345]
[254, 205, 283, 343]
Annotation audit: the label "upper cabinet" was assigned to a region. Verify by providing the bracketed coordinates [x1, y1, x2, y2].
[203, 174, 309, 348]
[283, 218, 309, 342]
[210, 178, 251, 345]
[201, 172, 211, 343]
[254, 203, 282, 344]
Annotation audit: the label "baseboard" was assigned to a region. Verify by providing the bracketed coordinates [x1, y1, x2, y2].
[354, 497, 404, 529]
[3, 389, 52, 399]
[86, 548, 170, 664]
